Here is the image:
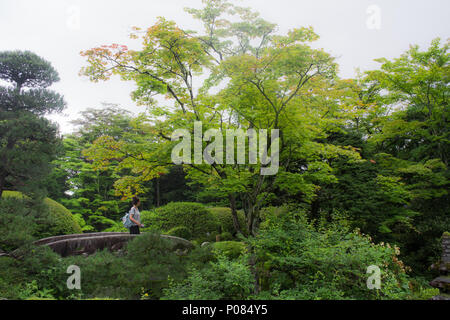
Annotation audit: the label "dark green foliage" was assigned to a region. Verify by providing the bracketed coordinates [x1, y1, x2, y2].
[0, 51, 60, 90]
[0, 256, 24, 299]
[317, 158, 417, 237]
[0, 197, 37, 251]
[141, 202, 219, 241]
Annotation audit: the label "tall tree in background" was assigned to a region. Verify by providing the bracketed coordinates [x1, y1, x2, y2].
[364, 39, 449, 272]
[0, 51, 65, 197]
[80, 0, 361, 236]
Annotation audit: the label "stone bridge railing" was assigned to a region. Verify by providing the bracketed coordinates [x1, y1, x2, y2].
[8, 232, 193, 258]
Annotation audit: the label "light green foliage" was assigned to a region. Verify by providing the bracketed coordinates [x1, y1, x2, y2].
[79, 0, 361, 237]
[212, 241, 247, 259]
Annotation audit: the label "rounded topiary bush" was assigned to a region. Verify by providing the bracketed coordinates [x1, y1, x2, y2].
[208, 207, 247, 236]
[141, 202, 219, 241]
[43, 197, 82, 236]
[2, 191, 82, 239]
[167, 226, 193, 240]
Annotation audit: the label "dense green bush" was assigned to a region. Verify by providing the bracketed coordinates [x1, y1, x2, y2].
[162, 255, 254, 300]
[212, 241, 247, 260]
[166, 226, 193, 240]
[0, 256, 24, 299]
[208, 207, 247, 236]
[141, 202, 219, 241]
[0, 245, 67, 300]
[250, 209, 416, 300]
[42, 196, 82, 236]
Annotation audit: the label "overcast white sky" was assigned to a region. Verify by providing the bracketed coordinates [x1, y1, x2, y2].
[0, 0, 449, 134]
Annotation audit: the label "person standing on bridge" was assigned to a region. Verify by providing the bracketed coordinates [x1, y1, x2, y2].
[129, 196, 144, 234]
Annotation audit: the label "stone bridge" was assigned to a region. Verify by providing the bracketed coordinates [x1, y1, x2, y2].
[6, 232, 193, 258]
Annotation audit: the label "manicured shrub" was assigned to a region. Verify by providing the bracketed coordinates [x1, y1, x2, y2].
[42, 196, 82, 236]
[212, 241, 247, 260]
[167, 226, 193, 240]
[141, 202, 219, 240]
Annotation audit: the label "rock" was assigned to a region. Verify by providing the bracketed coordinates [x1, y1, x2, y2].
[430, 233, 450, 300]
[430, 276, 450, 290]
[201, 242, 210, 247]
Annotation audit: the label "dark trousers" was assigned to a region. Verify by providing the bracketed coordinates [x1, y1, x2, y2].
[129, 226, 140, 234]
